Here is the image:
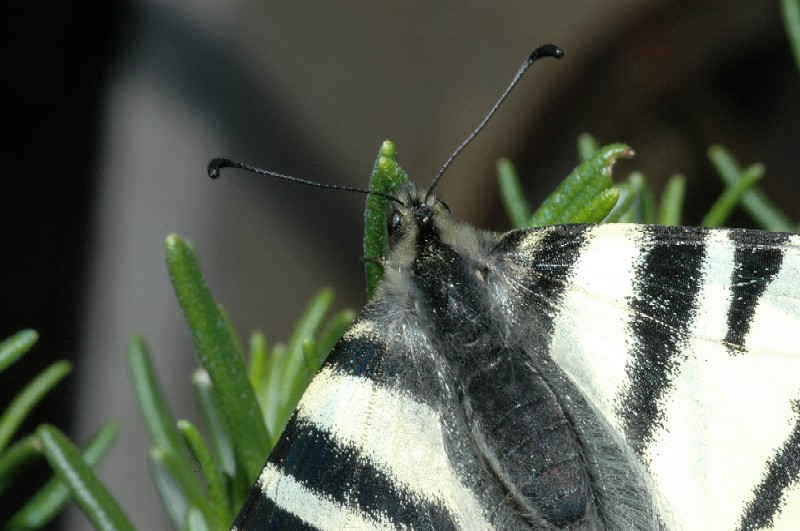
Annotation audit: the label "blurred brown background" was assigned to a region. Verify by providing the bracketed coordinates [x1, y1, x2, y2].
[2, 1, 797, 529]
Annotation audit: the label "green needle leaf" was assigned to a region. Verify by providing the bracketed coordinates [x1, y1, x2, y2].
[127, 334, 209, 523]
[316, 310, 357, 363]
[530, 143, 633, 226]
[781, 0, 800, 71]
[0, 360, 71, 453]
[0, 329, 38, 373]
[149, 447, 188, 528]
[497, 158, 532, 228]
[701, 164, 763, 227]
[603, 183, 634, 223]
[658, 174, 686, 226]
[285, 289, 334, 371]
[248, 332, 268, 391]
[364, 140, 411, 299]
[0, 434, 39, 495]
[185, 506, 211, 531]
[36, 424, 133, 531]
[301, 339, 319, 377]
[577, 133, 600, 161]
[165, 234, 269, 482]
[9, 422, 119, 529]
[262, 344, 289, 446]
[625, 172, 657, 224]
[128, 336, 187, 462]
[266, 290, 337, 446]
[569, 187, 620, 224]
[150, 443, 216, 529]
[708, 146, 794, 231]
[178, 419, 232, 529]
[191, 370, 235, 477]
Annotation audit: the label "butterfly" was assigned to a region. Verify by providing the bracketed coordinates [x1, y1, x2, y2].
[217, 46, 800, 529]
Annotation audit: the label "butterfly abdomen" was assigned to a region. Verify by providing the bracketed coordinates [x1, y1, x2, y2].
[461, 348, 593, 527]
[398, 202, 658, 529]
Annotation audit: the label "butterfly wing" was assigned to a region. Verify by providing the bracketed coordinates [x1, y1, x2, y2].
[234, 219, 800, 530]
[231, 312, 501, 530]
[497, 223, 800, 529]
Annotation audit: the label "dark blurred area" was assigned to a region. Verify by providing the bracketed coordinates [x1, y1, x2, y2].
[1, 1, 797, 529]
[512, 3, 800, 229]
[0, 3, 124, 526]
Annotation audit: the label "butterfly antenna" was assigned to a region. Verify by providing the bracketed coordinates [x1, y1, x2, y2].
[426, 44, 564, 197]
[208, 158, 402, 204]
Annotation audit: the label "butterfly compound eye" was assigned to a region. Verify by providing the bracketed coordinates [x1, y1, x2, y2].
[387, 210, 403, 243]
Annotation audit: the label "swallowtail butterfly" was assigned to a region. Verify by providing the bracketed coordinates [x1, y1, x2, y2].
[217, 46, 800, 529]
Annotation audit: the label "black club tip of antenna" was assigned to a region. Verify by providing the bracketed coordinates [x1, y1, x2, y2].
[207, 158, 232, 179]
[530, 44, 564, 62]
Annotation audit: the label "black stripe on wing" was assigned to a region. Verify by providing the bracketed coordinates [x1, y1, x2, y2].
[314, 316, 443, 409]
[737, 400, 800, 530]
[265, 413, 458, 529]
[725, 230, 792, 354]
[497, 224, 591, 329]
[619, 226, 707, 453]
[323, 329, 387, 379]
[233, 493, 316, 530]
[517, 225, 590, 303]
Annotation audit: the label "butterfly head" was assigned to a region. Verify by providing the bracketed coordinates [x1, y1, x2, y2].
[380, 185, 494, 344]
[386, 186, 450, 247]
